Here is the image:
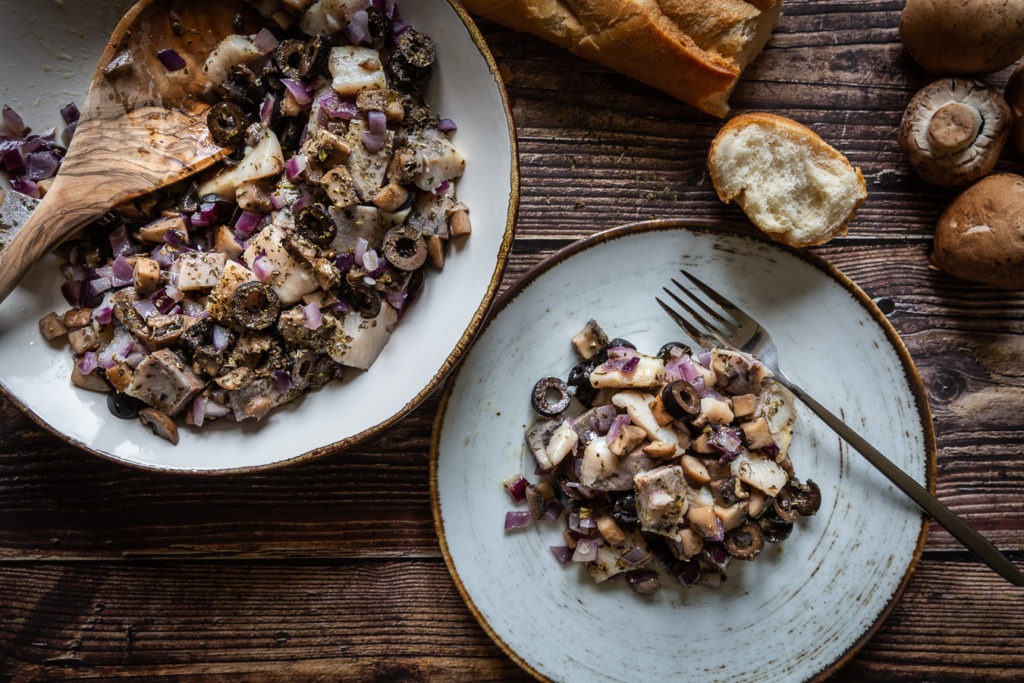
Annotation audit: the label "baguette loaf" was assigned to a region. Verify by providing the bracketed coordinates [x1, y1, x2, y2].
[460, 0, 782, 117]
[707, 113, 867, 247]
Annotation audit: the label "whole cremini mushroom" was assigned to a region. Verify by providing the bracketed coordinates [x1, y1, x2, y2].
[899, 79, 1010, 187]
[900, 0, 1024, 75]
[932, 173, 1024, 290]
[1006, 63, 1024, 157]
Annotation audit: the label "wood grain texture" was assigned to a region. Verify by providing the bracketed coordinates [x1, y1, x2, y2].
[1, 0, 1023, 680]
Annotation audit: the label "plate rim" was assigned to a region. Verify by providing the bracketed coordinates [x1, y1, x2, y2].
[430, 217, 936, 682]
[0, 0, 521, 475]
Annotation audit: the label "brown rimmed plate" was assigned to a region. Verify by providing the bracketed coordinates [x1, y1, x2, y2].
[431, 219, 934, 683]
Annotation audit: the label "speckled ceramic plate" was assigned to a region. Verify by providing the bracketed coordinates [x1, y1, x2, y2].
[431, 220, 934, 683]
[0, 0, 517, 472]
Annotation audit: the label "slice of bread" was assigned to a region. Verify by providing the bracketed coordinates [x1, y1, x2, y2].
[460, 0, 782, 117]
[708, 112, 867, 246]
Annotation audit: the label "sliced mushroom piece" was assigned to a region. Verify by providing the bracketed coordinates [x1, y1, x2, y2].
[899, 79, 1011, 187]
[138, 408, 179, 445]
[571, 319, 609, 360]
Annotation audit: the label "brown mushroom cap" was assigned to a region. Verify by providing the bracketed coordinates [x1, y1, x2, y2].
[899, 79, 1010, 187]
[932, 173, 1024, 290]
[900, 0, 1024, 75]
[1006, 63, 1024, 157]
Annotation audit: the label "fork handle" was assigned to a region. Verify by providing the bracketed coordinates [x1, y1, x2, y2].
[782, 380, 1024, 587]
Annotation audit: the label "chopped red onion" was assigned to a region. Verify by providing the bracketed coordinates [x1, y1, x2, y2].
[151, 245, 175, 269]
[272, 369, 293, 394]
[1, 148, 25, 175]
[2, 105, 26, 136]
[330, 299, 353, 315]
[76, 351, 98, 376]
[151, 287, 179, 314]
[335, 252, 356, 273]
[109, 224, 133, 258]
[606, 413, 631, 443]
[93, 301, 114, 325]
[192, 395, 208, 428]
[317, 91, 358, 120]
[622, 545, 651, 566]
[260, 93, 277, 128]
[436, 118, 457, 134]
[302, 301, 323, 330]
[543, 500, 563, 522]
[253, 28, 279, 55]
[156, 48, 187, 71]
[211, 324, 230, 352]
[125, 351, 148, 368]
[361, 247, 379, 272]
[504, 510, 533, 531]
[281, 78, 312, 106]
[234, 210, 263, 238]
[26, 150, 61, 180]
[503, 474, 528, 503]
[85, 276, 113, 300]
[205, 401, 231, 419]
[111, 254, 135, 286]
[708, 425, 742, 459]
[360, 130, 386, 153]
[10, 176, 38, 199]
[433, 179, 451, 196]
[133, 299, 158, 319]
[626, 569, 661, 594]
[572, 538, 600, 562]
[252, 253, 274, 282]
[61, 280, 83, 307]
[354, 237, 369, 264]
[285, 153, 308, 180]
[697, 349, 712, 367]
[60, 103, 81, 125]
[549, 545, 573, 566]
[344, 10, 370, 45]
[392, 18, 409, 34]
[674, 560, 701, 587]
[367, 110, 387, 136]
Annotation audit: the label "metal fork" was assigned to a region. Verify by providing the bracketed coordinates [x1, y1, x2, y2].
[657, 270, 1024, 587]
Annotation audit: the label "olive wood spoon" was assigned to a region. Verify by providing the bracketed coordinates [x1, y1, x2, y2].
[0, 0, 260, 305]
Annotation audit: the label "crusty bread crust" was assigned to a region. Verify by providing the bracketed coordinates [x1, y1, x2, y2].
[460, 0, 782, 117]
[708, 112, 868, 246]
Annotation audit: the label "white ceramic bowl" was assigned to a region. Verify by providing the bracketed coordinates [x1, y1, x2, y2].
[0, 0, 518, 472]
[432, 220, 934, 683]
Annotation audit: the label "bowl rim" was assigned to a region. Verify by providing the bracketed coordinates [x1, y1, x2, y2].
[429, 217, 935, 682]
[0, 0, 520, 476]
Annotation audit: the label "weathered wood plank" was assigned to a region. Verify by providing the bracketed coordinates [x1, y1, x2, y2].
[0, 559, 1019, 682]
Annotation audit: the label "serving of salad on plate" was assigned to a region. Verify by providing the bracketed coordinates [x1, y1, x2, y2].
[4, 0, 471, 445]
[504, 319, 820, 593]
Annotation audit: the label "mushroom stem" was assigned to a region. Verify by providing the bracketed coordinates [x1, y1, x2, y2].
[928, 102, 982, 155]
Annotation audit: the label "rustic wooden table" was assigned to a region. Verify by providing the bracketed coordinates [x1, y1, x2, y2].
[2, 1, 1023, 680]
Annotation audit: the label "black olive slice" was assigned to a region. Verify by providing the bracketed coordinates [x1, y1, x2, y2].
[661, 380, 701, 419]
[394, 29, 436, 71]
[531, 376, 570, 417]
[207, 101, 248, 147]
[107, 392, 145, 420]
[231, 281, 281, 331]
[723, 520, 765, 560]
[566, 361, 597, 406]
[302, 36, 329, 76]
[274, 39, 308, 80]
[758, 515, 794, 544]
[381, 225, 427, 271]
[346, 281, 382, 319]
[776, 479, 822, 518]
[295, 204, 336, 247]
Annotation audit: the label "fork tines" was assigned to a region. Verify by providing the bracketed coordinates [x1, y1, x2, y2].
[656, 270, 749, 351]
